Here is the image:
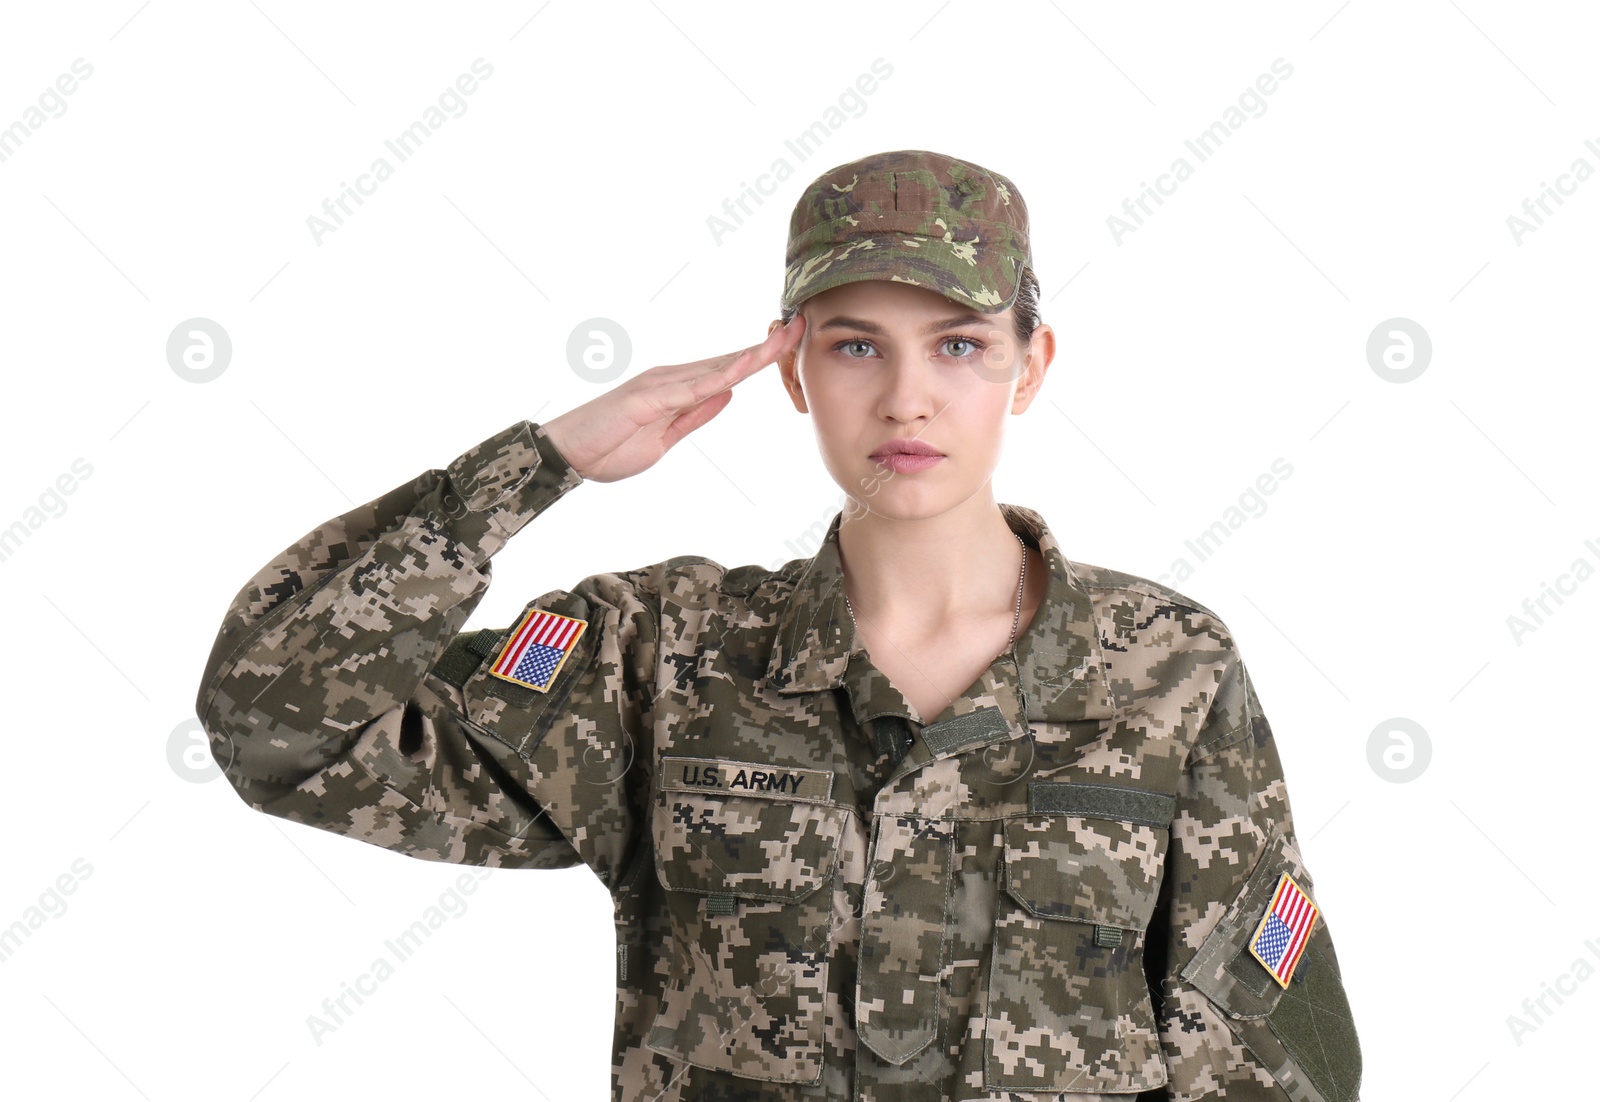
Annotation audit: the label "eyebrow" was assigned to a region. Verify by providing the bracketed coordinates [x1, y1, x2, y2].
[813, 312, 990, 337]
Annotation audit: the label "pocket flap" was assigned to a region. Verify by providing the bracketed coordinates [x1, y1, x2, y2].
[655, 788, 845, 903]
[1003, 782, 1172, 930]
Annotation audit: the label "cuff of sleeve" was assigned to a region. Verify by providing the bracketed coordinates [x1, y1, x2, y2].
[438, 420, 584, 551]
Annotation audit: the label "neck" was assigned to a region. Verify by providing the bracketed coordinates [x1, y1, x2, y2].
[837, 490, 1035, 631]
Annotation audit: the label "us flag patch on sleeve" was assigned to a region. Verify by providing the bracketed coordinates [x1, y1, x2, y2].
[1247, 872, 1320, 988]
[487, 606, 587, 692]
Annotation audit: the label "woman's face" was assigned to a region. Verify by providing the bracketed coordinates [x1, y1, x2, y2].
[774, 278, 1054, 523]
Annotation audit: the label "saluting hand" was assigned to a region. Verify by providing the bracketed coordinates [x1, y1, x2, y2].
[539, 315, 806, 484]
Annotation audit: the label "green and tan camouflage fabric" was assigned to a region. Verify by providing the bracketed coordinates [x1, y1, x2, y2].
[781, 149, 1031, 315]
[195, 419, 1362, 1101]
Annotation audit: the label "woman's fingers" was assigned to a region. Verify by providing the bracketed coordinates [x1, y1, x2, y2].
[661, 387, 735, 451]
[545, 316, 805, 482]
[644, 317, 804, 455]
[662, 314, 804, 386]
[693, 314, 806, 395]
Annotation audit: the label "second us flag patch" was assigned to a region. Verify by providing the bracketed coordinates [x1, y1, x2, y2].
[488, 606, 587, 692]
[1247, 872, 1320, 988]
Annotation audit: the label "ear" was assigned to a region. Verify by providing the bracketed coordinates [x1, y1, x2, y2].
[770, 317, 809, 413]
[1011, 322, 1055, 414]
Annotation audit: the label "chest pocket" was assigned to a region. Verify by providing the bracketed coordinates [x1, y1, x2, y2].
[984, 780, 1174, 1094]
[645, 762, 846, 1085]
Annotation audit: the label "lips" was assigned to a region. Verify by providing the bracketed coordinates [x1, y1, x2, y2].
[869, 438, 945, 458]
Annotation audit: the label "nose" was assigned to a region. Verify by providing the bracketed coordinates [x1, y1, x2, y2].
[875, 351, 942, 424]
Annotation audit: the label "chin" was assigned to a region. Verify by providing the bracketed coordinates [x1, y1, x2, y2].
[842, 483, 965, 524]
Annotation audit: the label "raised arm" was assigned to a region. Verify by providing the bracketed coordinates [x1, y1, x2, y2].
[195, 420, 604, 868]
[194, 316, 805, 885]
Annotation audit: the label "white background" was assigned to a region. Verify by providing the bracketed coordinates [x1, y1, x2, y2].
[1, 1, 1595, 1097]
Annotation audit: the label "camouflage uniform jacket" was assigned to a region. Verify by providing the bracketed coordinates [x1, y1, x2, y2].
[196, 419, 1362, 1101]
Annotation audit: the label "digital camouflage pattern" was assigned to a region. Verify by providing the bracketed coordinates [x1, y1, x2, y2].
[781, 149, 1032, 316]
[195, 419, 1363, 1101]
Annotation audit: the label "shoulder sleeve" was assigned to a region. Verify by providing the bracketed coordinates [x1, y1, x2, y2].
[1143, 648, 1363, 1102]
[194, 419, 662, 891]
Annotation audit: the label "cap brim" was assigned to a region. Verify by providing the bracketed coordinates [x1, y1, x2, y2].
[781, 233, 1021, 315]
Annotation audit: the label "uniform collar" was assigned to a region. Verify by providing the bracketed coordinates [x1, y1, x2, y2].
[763, 503, 1117, 723]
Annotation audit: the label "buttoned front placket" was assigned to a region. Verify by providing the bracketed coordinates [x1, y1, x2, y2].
[763, 504, 1120, 1100]
[844, 649, 1036, 1084]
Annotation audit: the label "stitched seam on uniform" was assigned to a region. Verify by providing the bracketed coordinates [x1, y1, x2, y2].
[344, 741, 569, 857]
[930, 820, 952, 1057]
[856, 813, 879, 1057]
[451, 726, 576, 848]
[791, 570, 841, 661]
[1191, 716, 1250, 760]
[456, 419, 543, 511]
[1215, 1012, 1308, 1099]
[1226, 941, 1277, 997]
[436, 808, 570, 852]
[619, 829, 653, 897]
[1079, 586, 1173, 713]
[982, 847, 1003, 1086]
[1272, 953, 1336, 1088]
[1192, 658, 1250, 757]
[1180, 830, 1294, 1020]
[1232, 1018, 1333, 1102]
[1009, 653, 1032, 720]
[1023, 654, 1098, 707]
[454, 711, 523, 757]
[1185, 935, 1251, 1016]
[1083, 608, 1118, 710]
[1079, 578, 1226, 625]
[197, 557, 351, 727]
[512, 608, 602, 756]
[778, 573, 824, 673]
[1268, 944, 1357, 1102]
[670, 876, 826, 904]
[638, 581, 668, 727]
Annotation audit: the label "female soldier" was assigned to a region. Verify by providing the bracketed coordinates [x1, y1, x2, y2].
[196, 149, 1361, 1100]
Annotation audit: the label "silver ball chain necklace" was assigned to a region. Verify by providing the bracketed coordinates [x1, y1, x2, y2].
[843, 530, 1029, 658]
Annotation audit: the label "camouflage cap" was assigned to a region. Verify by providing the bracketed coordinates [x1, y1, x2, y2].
[780, 149, 1032, 316]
